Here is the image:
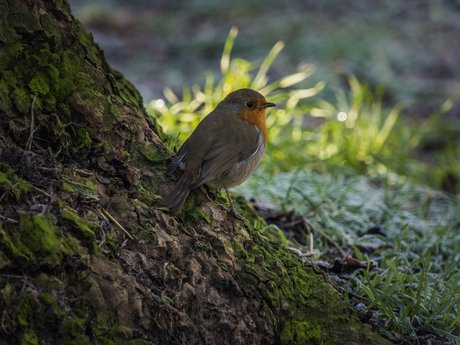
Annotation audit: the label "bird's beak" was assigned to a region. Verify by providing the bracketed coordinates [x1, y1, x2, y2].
[259, 102, 276, 109]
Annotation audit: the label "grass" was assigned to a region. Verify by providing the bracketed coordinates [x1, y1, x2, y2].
[236, 168, 460, 342]
[147, 28, 460, 341]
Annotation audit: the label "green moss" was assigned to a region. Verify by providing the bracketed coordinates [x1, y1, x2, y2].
[0, 82, 14, 117]
[63, 182, 74, 193]
[123, 340, 153, 345]
[75, 299, 86, 318]
[19, 330, 39, 345]
[0, 171, 13, 191]
[28, 74, 50, 95]
[11, 87, 31, 114]
[35, 272, 64, 290]
[39, 293, 67, 317]
[102, 96, 121, 131]
[0, 226, 37, 264]
[60, 210, 97, 240]
[280, 321, 322, 343]
[62, 316, 85, 337]
[70, 127, 92, 152]
[40, 13, 61, 39]
[12, 294, 38, 327]
[1, 210, 86, 270]
[62, 50, 81, 76]
[0, 250, 12, 269]
[165, 264, 182, 283]
[130, 142, 170, 169]
[1, 284, 15, 306]
[179, 193, 210, 223]
[233, 242, 249, 260]
[93, 312, 109, 337]
[0, 163, 14, 176]
[58, 104, 71, 122]
[129, 187, 154, 204]
[12, 179, 32, 201]
[53, 199, 67, 211]
[0, 41, 23, 71]
[92, 241, 104, 257]
[224, 223, 380, 344]
[17, 212, 65, 267]
[217, 261, 229, 271]
[106, 234, 117, 251]
[231, 193, 267, 228]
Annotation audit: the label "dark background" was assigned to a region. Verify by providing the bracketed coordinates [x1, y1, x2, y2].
[69, 0, 460, 122]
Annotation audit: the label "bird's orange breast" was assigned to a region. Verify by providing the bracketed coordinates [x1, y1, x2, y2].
[237, 107, 268, 146]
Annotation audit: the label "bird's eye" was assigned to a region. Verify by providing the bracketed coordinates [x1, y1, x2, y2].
[246, 102, 254, 108]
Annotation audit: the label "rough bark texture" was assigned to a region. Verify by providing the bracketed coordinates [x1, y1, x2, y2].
[0, 0, 392, 344]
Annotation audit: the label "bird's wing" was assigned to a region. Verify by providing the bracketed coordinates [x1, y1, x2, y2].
[166, 147, 188, 175]
[189, 124, 263, 189]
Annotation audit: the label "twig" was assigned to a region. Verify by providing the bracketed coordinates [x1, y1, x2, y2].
[65, 205, 78, 213]
[26, 91, 38, 151]
[0, 214, 18, 223]
[302, 217, 347, 259]
[33, 185, 50, 197]
[286, 247, 302, 255]
[95, 207, 108, 222]
[0, 275, 27, 278]
[301, 220, 316, 264]
[73, 168, 94, 176]
[102, 208, 134, 240]
[54, 146, 63, 158]
[0, 182, 18, 203]
[81, 205, 108, 222]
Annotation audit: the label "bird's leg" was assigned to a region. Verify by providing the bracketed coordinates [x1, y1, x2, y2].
[224, 189, 245, 221]
[199, 186, 244, 220]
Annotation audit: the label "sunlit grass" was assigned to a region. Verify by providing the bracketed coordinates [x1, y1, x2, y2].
[147, 28, 454, 190]
[147, 26, 325, 169]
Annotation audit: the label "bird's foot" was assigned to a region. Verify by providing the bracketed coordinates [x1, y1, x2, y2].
[218, 204, 245, 221]
[218, 204, 230, 212]
[231, 206, 245, 221]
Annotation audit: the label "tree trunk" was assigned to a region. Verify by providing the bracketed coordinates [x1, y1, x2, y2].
[0, 0, 391, 344]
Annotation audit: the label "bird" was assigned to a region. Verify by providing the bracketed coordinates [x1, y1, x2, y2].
[160, 88, 276, 220]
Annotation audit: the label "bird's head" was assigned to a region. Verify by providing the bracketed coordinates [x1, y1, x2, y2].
[220, 89, 276, 141]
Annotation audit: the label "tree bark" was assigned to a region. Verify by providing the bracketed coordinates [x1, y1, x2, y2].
[0, 0, 391, 344]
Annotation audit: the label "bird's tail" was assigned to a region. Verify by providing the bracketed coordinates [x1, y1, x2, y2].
[160, 174, 193, 215]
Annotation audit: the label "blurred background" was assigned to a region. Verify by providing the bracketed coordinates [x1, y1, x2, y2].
[70, 0, 460, 109]
[68, 0, 460, 193]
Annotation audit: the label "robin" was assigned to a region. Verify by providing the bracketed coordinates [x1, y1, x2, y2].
[161, 88, 276, 220]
